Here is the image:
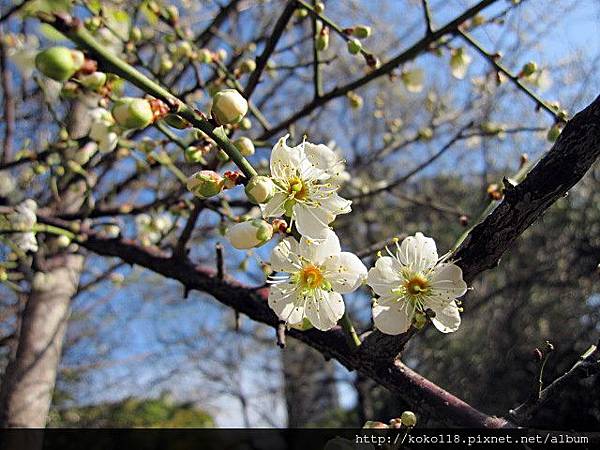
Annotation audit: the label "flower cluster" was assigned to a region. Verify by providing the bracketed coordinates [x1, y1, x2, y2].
[220, 136, 468, 335]
[6, 199, 39, 253]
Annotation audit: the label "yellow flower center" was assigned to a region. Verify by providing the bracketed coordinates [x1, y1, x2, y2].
[288, 177, 308, 200]
[404, 274, 430, 296]
[300, 265, 324, 289]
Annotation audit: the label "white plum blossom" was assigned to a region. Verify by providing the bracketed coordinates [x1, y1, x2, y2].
[367, 232, 467, 335]
[89, 108, 119, 153]
[135, 213, 172, 246]
[7, 199, 38, 252]
[262, 135, 351, 240]
[268, 229, 367, 331]
[0, 170, 16, 197]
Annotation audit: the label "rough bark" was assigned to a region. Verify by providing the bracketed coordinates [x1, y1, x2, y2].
[0, 255, 83, 427]
[0, 101, 89, 428]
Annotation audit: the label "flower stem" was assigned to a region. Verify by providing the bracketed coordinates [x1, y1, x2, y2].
[40, 14, 257, 179]
[340, 311, 361, 347]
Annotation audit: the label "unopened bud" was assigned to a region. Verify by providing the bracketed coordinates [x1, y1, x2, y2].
[165, 5, 179, 22]
[226, 219, 273, 249]
[294, 8, 308, 19]
[352, 25, 372, 39]
[35, 47, 85, 82]
[521, 61, 537, 77]
[211, 89, 248, 125]
[198, 48, 213, 64]
[239, 59, 256, 74]
[78, 71, 107, 91]
[459, 215, 469, 227]
[245, 175, 275, 204]
[186, 170, 224, 198]
[112, 98, 154, 130]
[347, 38, 362, 55]
[347, 91, 363, 109]
[56, 234, 71, 248]
[316, 27, 330, 51]
[401, 68, 424, 93]
[314, 1, 325, 13]
[417, 127, 433, 140]
[401, 411, 417, 427]
[184, 146, 204, 163]
[130, 26, 143, 43]
[239, 117, 252, 130]
[234, 136, 255, 156]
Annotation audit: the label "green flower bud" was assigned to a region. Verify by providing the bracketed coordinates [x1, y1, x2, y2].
[211, 89, 248, 125]
[35, 47, 85, 82]
[239, 117, 252, 130]
[130, 26, 143, 43]
[347, 91, 363, 109]
[112, 97, 154, 130]
[401, 68, 424, 93]
[226, 219, 273, 249]
[314, 1, 325, 14]
[163, 113, 189, 129]
[166, 5, 179, 22]
[316, 28, 329, 51]
[198, 48, 213, 64]
[78, 71, 107, 91]
[521, 61, 537, 77]
[159, 54, 173, 73]
[184, 146, 204, 163]
[172, 40, 193, 60]
[401, 411, 417, 427]
[245, 175, 274, 204]
[294, 8, 308, 19]
[352, 25, 372, 39]
[347, 38, 362, 55]
[186, 170, 224, 198]
[239, 58, 257, 74]
[417, 127, 433, 140]
[233, 136, 255, 156]
[56, 234, 71, 248]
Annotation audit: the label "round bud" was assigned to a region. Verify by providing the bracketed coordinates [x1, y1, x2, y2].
[239, 117, 252, 130]
[417, 127, 433, 140]
[401, 411, 417, 427]
[316, 28, 329, 51]
[187, 170, 224, 198]
[184, 146, 203, 163]
[233, 136, 255, 156]
[239, 59, 257, 74]
[56, 234, 71, 248]
[245, 176, 274, 204]
[130, 26, 143, 43]
[314, 1, 325, 14]
[166, 5, 179, 22]
[347, 38, 362, 55]
[521, 61, 538, 77]
[163, 113, 189, 129]
[35, 47, 85, 82]
[159, 55, 173, 73]
[225, 219, 273, 249]
[352, 25, 372, 39]
[198, 48, 213, 64]
[211, 89, 248, 125]
[112, 98, 154, 130]
[78, 71, 107, 91]
[294, 8, 308, 19]
[347, 92, 363, 109]
[172, 41, 193, 60]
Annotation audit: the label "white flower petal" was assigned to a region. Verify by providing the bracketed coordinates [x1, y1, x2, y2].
[299, 229, 341, 263]
[324, 252, 367, 294]
[398, 232, 438, 272]
[261, 192, 288, 218]
[303, 142, 345, 178]
[429, 300, 461, 333]
[294, 203, 333, 240]
[319, 193, 352, 216]
[268, 282, 305, 324]
[372, 295, 414, 335]
[305, 290, 344, 331]
[271, 237, 300, 272]
[429, 263, 468, 300]
[367, 256, 403, 296]
[270, 135, 303, 179]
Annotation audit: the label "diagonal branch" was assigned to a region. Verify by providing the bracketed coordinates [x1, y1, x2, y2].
[244, 0, 296, 99]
